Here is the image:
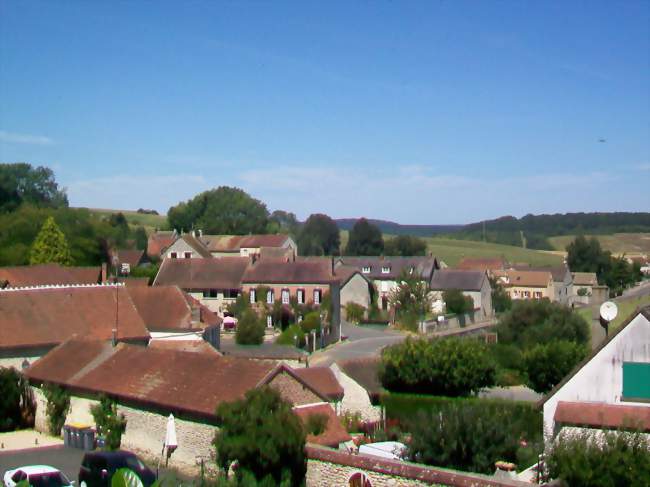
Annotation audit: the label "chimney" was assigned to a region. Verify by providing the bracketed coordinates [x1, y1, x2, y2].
[101, 263, 107, 283]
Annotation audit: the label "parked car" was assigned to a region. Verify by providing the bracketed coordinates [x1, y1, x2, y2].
[4, 465, 74, 487]
[78, 451, 155, 487]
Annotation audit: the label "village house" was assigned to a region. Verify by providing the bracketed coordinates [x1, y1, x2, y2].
[429, 269, 493, 318]
[511, 264, 572, 304]
[334, 265, 374, 320]
[541, 306, 650, 442]
[504, 269, 554, 301]
[25, 339, 350, 472]
[0, 263, 105, 288]
[146, 230, 177, 260]
[0, 284, 150, 369]
[335, 256, 440, 312]
[457, 257, 506, 277]
[162, 233, 213, 260]
[108, 248, 147, 275]
[152, 257, 250, 315]
[569, 271, 609, 306]
[200, 234, 297, 259]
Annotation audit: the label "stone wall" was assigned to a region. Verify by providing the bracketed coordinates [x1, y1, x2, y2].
[269, 370, 324, 406]
[330, 364, 381, 422]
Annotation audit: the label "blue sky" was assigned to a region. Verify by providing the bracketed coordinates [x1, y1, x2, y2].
[1, 1, 648, 224]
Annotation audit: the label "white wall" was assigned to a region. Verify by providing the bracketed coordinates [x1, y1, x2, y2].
[330, 364, 381, 423]
[543, 312, 650, 439]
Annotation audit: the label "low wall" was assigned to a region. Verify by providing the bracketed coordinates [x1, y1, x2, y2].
[424, 310, 486, 334]
[305, 445, 531, 487]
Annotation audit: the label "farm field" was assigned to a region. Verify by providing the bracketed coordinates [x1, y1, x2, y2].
[81, 208, 168, 231]
[549, 233, 650, 256]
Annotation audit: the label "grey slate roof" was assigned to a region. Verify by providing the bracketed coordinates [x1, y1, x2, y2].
[429, 269, 486, 291]
[335, 256, 439, 281]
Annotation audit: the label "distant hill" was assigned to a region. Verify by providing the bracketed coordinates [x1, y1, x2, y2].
[335, 218, 462, 237]
[455, 212, 650, 250]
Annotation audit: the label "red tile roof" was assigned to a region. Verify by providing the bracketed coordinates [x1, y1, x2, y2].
[147, 231, 177, 258]
[153, 257, 250, 289]
[506, 269, 553, 288]
[294, 403, 352, 447]
[457, 257, 506, 272]
[148, 340, 222, 355]
[0, 264, 101, 288]
[294, 367, 344, 401]
[201, 234, 291, 252]
[0, 286, 150, 350]
[554, 401, 650, 432]
[111, 249, 145, 268]
[26, 340, 333, 420]
[243, 260, 334, 284]
[126, 286, 221, 331]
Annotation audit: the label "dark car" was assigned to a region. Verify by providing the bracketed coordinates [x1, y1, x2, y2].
[78, 451, 156, 487]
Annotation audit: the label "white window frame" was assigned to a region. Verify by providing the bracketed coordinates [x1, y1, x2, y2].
[282, 289, 290, 304]
[266, 315, 273, 327]
[267, 290, 274, 304]
[381, 266, 391, 274]
[297, 289, 304, 304]
[362, 266, 371, 274]
[249, 289, 256, 304]
[314, 289, 321, 305]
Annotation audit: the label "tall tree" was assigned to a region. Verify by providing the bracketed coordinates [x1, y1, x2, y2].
[213, 387, 306, 486]
[384, 235, 427, 256]
[345, 218, 384, 256]
[0, 163, 68, 213]
[268, 210, 300, 237]
[168, 187, 270, 235]
[29, 216, 73, 265]
[297, 214, 340, 256]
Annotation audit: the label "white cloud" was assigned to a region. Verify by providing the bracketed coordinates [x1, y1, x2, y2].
[0, 130, 54, 145]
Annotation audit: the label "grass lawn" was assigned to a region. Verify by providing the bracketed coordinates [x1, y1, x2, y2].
[82, 208, 168, 232]
[421, 237, 564, 267]
[549, 233, 650, 256]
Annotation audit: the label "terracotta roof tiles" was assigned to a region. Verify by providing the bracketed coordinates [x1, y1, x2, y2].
[0, 264, 101, 288]
[294, 403, 352, 447]
[153, 257, 250, 289]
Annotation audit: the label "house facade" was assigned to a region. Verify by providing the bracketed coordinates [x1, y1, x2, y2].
[162, 234, 213, 260]
[541, 307, 650, 442]
[504, 270, 554, 301]
[200, 234, 297, 259]
[337, 266, 373, 319]
[568, 271, 608, 306]
[429, 269, 493, 318]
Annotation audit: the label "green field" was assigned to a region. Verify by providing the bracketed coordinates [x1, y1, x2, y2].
[82, 208, 168, 231]
[549, 233, 650, 256]
[422, 237, 564, 267]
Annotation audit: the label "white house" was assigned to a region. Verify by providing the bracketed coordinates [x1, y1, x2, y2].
[541, 306, 650, 442]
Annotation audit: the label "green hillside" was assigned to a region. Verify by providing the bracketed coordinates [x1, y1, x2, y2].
[82, 208, 168, 231]
[549, 233, 650, 256]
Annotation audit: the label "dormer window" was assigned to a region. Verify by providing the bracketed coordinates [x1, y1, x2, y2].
[170, 252, 178, 259]
[362, 266, 371, 274]
[381, 266, 391, 274]
[184, 251, 192, 259]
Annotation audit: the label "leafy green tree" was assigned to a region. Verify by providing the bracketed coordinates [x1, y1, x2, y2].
[496, 300, 590, 349]
[275, 324, 305, 347]
[389, 272, 432, 329]
[168, 187, 269, 235]
[91, 395, 127, 450]
[442, 289, 474, 315]
[42, 384, 70, 436]
[345, 218, 384, 256]
[213, 386, 306, 486]
[383, 235, 427, 256]
[300, 311, 321, 333]
[29, 216, 73, 265]
[297, 214, 340, 256]
[0, 367, 34, 431]
[226, 292, 252, 319]
[523, 340, 587, 393]
[489, 277, 512, 313]
[546, 429, 650, 487]
[380, 337, 496, 396]
[268, 210, 300, 237]
[235, 309, 265, 345]
[0, 162, 68, 213]
[134, 226, 148, 251]
[344, 302, 366, 323]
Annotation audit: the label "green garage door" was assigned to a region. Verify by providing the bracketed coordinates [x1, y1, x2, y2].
[622, 362, 650, 402]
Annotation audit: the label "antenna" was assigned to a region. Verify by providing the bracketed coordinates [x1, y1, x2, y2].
[599, 301, 618, 337]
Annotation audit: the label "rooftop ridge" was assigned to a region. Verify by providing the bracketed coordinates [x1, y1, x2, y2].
[0, 282, 124, 292]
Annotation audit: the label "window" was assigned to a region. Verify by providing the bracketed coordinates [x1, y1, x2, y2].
[170, 252, 178, 259]
[282, 289, 290, 304]
[362, 266, 371, 274]
[267, 290, 274, 304]
[203, 290, 218, 298]
[297, 289, 304, 304]
[381, 266, 391, 274]
[249, 289, 256, 303]
[622, 362, 650, 402]
[266, 315, 273, 327]
[184, 251, 192, 259]
[314, 289, 322, 305]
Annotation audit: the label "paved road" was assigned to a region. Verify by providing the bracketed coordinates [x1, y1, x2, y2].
[620, 280, 650, 300]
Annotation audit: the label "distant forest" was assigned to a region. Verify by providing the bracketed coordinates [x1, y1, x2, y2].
[335, 219, 462, 237]
[453, 212, 650, 250]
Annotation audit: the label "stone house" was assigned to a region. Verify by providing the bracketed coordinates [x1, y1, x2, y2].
[162, 233, 213, 260]
[429, 269, 493, 318]
[511, 264, 572, 304]
[200, 234, 297, 259]
[26, 339, 349, 473]
[568, 271, 608, 306]
[152, 257, 251, 315]
[0, 263, 104, 289]
[146, 230, 177, 260]
[335, 265, 373, 320]
[335, 257, 440, 312]
[0, 284, 150, 370]
[503, 270, 554, 301]
[541, 306, 650, 443]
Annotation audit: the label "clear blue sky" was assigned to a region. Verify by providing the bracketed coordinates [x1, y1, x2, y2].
[1, 1, 648, 224]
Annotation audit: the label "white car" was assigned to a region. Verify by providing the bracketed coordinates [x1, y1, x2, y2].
[3, 465, 74, 487]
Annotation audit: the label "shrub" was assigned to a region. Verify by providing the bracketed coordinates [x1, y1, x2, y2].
[345, 302, 366, 323]
[235, 310, 265, 345]
[442, 289, 474, 315]
[90, 395, 127, 450]
[577, 287, 590, 297]
[304, 413, 329, 436]
[340, 411, 364, 433]
[42, 384, 70, 436]
[226, 292, 251, 319]
[0, 367, 35, 431]
[276, 324, 305, 347]
[523, 340, 588, 393]
[300, 311, 321, 334]
[546, 429, 650, 486]
[379, 337, 496, 396]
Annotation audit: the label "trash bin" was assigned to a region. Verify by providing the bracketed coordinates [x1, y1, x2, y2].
[71, 429, 80, 449]
[62, 425, 72, 447]
[81, 428, 95, 451]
